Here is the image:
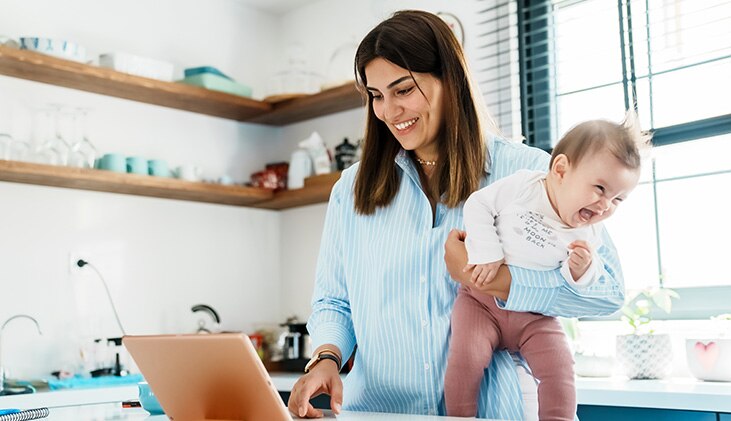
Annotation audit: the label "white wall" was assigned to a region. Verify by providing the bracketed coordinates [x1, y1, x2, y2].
[0, 0, 290, 378]
[0, 0, 484, 379]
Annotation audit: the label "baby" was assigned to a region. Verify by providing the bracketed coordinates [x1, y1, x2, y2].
[445, 113, 649, 420]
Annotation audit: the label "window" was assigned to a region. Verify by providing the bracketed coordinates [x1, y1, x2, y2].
[518, 0, 731, 318]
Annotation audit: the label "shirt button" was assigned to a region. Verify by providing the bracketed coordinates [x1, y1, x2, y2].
[421, 319, 428, 327]
[424, 363, 430, 371]
[420, 275, 426, 283]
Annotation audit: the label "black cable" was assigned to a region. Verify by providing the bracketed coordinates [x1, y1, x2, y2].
[77, 259, 126, 336]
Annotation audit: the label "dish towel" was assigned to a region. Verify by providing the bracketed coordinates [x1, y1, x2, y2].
[0, 408, 49, 421]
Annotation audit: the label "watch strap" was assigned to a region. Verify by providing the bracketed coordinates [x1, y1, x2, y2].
[304, 350, 342, 373]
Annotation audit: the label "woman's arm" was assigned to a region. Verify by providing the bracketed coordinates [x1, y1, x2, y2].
[307, 177, 357, 361]
[444, 228, 624, 317]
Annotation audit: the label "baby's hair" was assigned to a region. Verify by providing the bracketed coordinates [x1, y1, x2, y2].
[549, 110, 652, 170]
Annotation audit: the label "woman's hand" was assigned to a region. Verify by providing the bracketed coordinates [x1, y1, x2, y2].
[444, 229, 511, 301]
[445, 229, 471, 286]
[288, 360, 343, 418]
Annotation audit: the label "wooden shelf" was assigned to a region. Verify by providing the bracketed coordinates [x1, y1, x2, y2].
[250, 84, 364, 125]
[253, 172, 341, 210]
[0, 160, 272, 206]
[0, 47, 351, 208]
[0, 46, 271, 121]
[0, 160, 341, 209]
[0, 46, 363, 124]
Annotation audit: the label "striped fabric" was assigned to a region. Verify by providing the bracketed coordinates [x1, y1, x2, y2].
[308, 136, 625, 420]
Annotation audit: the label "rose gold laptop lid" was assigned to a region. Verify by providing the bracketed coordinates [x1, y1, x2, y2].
[123, 333, 292, 421]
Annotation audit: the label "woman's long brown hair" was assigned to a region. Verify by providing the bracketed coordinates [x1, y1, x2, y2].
[353, 10, 488, 215]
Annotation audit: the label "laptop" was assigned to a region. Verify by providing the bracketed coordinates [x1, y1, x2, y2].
[123, 333, 293, 421]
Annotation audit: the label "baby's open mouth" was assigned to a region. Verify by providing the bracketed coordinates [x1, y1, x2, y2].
[579, 208, 595, 222]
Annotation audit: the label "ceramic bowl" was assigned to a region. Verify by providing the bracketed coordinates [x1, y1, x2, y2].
[19, 37, 86, 62]
[138, 381, 165, 415]
[686, 338, 731, 382]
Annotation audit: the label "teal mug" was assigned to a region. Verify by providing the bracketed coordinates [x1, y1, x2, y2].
[96, 153, 126, 173]
[126, 156, 148, 175]
[138, 381, 164, 415]
[148, 159, 170, 177]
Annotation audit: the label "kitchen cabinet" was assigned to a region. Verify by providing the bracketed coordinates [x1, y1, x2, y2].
[0, 45, 357, 209]
[577, 405, 718, 421]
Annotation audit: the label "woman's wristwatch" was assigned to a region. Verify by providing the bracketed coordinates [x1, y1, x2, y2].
[304, 348, 342, 373]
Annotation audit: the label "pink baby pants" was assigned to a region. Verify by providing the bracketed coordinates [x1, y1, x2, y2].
[444, 286, 576, 420]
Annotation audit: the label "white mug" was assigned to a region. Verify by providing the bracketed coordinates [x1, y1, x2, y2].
[173, 165, 202, 182]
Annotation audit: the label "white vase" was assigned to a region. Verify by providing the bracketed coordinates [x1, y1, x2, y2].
[616, 333, 673, 379]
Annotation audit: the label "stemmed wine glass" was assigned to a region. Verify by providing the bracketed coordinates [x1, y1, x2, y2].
[67, 107, 97, 169]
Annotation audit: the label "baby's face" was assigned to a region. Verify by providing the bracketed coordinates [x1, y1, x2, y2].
[553, 148, 640, 228]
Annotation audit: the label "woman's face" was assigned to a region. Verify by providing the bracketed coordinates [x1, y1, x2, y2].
[364, 58, 444, 161]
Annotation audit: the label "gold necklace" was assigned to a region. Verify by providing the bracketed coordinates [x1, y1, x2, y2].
[415, 157, 437, 166]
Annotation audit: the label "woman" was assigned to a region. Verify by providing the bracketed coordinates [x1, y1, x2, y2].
[288, 10, 624, 419]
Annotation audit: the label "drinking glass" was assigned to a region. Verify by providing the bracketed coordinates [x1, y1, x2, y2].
[68, 108, 97, 168]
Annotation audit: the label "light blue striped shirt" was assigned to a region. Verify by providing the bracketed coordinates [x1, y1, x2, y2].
[308, 136, 625, 420]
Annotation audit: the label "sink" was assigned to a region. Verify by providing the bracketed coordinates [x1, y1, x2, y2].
[0, 384, 36, 395]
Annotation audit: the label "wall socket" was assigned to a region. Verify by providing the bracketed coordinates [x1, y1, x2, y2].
[68, 251, 90, 274]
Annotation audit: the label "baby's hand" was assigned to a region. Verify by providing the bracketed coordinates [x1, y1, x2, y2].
[568, 240, 593, 281]
[463, 259, 504, 289]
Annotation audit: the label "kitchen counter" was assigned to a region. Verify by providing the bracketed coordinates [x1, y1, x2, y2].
[272, 373, 731, 413]
[26, 402, 488, 420]
[1, 374, 730, 414]
[576, 376, 731, 412]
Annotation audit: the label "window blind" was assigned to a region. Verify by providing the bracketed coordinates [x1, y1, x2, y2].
[518, 0, 731, 149]
[468, 0, 523, 138]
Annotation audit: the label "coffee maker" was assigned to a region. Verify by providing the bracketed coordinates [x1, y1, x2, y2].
[279, 317, 311, 372]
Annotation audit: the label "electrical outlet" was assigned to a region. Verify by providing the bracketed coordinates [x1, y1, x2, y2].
[68, 251, 89, 274]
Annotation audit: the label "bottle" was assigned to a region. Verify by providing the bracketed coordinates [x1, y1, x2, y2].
[334, 137, 357, 170]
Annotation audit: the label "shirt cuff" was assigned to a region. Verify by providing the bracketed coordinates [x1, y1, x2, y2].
[499, 265, 562, 313]
[309, 321, 357, 362]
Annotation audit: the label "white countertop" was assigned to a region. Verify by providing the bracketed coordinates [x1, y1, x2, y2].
[1, 375, 730, 414]
[576, 376, 731, 412]
[37, 403, 485, 420]
[271, 373, 731, 412]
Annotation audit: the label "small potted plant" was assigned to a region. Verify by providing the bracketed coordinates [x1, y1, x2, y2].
[616, 287, 679, 379]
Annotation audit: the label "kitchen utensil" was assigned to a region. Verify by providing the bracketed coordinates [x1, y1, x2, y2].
[148, 159, 170, 177]
[97, 153, 126, 173]
[126, 156, 148, 175]
[172, 165, 202, 182]
[138, 381, 164, 415]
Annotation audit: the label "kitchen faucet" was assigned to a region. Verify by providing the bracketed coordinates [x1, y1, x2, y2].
[0, 314, 42, 394]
